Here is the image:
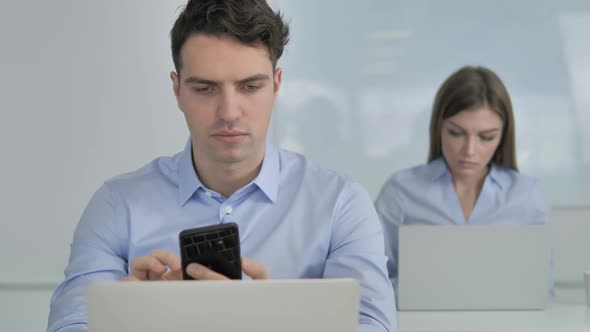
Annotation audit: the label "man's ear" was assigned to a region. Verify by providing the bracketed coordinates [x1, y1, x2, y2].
[273, 67, 282, 96]
[170, 71, 182, 111]
[171, 71, 180, 97]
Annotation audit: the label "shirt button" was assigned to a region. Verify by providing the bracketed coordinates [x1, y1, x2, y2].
[224, 206, 233, 214]
[205, 191, 212, 197]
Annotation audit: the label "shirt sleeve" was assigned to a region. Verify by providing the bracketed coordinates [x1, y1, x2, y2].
[374, 176, 404, 288]
[47, 183, 129, 332]
[323, 180, 397, 332]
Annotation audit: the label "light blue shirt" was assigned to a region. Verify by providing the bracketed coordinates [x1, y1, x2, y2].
[375, 158, 549, 286]
[48, 140, 397, 332]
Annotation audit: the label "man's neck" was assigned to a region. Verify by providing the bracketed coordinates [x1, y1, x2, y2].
[192, 149, 265, 199]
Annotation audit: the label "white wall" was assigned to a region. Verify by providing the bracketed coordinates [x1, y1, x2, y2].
[274, 0, 590, 205]
[0, 0, 188, 284]
[0, 0, 589, 330]
[0, 289, 53, 331]
[550, 208, 590, 284]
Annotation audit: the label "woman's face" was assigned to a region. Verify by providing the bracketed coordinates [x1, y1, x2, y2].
[441, 106, 504, 180]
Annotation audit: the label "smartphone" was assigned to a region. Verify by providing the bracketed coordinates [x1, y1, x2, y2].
[179, 222, 242, 280]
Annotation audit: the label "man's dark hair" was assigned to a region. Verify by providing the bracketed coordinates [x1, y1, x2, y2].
[170, 0, 289, 75]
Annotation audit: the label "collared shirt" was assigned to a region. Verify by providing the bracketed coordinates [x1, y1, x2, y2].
[48, 139, 397, 332]
[375, 158, 549, 284]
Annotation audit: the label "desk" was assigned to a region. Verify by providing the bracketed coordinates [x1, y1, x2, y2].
[398, 287, 590, 332]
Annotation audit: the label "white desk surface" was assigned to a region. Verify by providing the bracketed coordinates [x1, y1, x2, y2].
[398, 287, 590, 332]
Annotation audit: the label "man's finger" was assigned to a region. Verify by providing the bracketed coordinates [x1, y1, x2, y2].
[130, 256, 167, 280]
[241, 258, 268, 280]
[162, 269, 183, 281]
[186, 263, 229, 280]
[121, 275, 141, 282]
[150, 250, 182, 273]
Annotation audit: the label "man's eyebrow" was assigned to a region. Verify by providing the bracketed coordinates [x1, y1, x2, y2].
[183, 76, 218, 85]
[183, 74, 270, 85]
[236, 74, 270, 84]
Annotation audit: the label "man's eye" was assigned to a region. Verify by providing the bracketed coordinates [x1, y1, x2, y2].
[243, 84, 261, 92]
[193, 86, 214, 94]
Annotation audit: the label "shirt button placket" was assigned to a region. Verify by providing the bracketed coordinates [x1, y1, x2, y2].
[225, 205, 233, 214]
[220, 204, 233, 223]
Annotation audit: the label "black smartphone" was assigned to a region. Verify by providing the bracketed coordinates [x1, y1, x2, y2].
[179, 222, 242, 280]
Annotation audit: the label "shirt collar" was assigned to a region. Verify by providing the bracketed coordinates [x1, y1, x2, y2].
[487, 163, 509, 190]
[177, 138, 280, 205]
[178, 138, 204, 205]
[427, 157, 507, 190]
[427, 158, 449, 181]
[252, 140, 280, 204]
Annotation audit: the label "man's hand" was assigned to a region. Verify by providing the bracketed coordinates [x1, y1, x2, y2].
[185, 257, 269, 280]
[122, 252, 268, 281]
[122, 250, 182, 281]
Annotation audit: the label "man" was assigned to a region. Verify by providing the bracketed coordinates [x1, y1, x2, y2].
[47, 1, 396, 331]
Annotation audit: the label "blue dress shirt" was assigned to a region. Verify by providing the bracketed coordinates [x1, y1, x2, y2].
[375, 158, 549, 287]
[47, 140, 397, 332]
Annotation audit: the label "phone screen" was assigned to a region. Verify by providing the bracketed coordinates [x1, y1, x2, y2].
[179, 222, 242, 280]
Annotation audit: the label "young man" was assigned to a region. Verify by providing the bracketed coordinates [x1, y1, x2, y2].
[47, 1, 396, 331]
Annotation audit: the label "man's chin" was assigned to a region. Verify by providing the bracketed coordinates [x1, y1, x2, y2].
[214, 149, 249, 165]
[208, 144, 263, 166]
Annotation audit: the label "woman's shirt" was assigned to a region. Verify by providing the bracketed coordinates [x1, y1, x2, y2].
[375, 157, 549, 284]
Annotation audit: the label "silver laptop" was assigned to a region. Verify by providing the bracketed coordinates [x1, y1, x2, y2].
[87, 278, 360, 332]
[397, 224, 550, 311]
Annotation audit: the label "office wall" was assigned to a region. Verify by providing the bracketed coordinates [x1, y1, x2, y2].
[0, 0, 588, 330]
[0, 0, 188, 285]
[274, 0, 590, 206]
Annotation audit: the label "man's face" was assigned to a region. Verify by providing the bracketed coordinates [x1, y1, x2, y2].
[171, 34, 281, 169]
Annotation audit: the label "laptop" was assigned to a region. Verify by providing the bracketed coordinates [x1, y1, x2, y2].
[87, 278, 360, 332]
[397, 224, 550, 311]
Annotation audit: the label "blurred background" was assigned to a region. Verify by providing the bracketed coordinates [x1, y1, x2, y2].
[0, 0, 589, 330]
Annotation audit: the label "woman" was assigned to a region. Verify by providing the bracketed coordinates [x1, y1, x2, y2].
[375, 66, 549, 289]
